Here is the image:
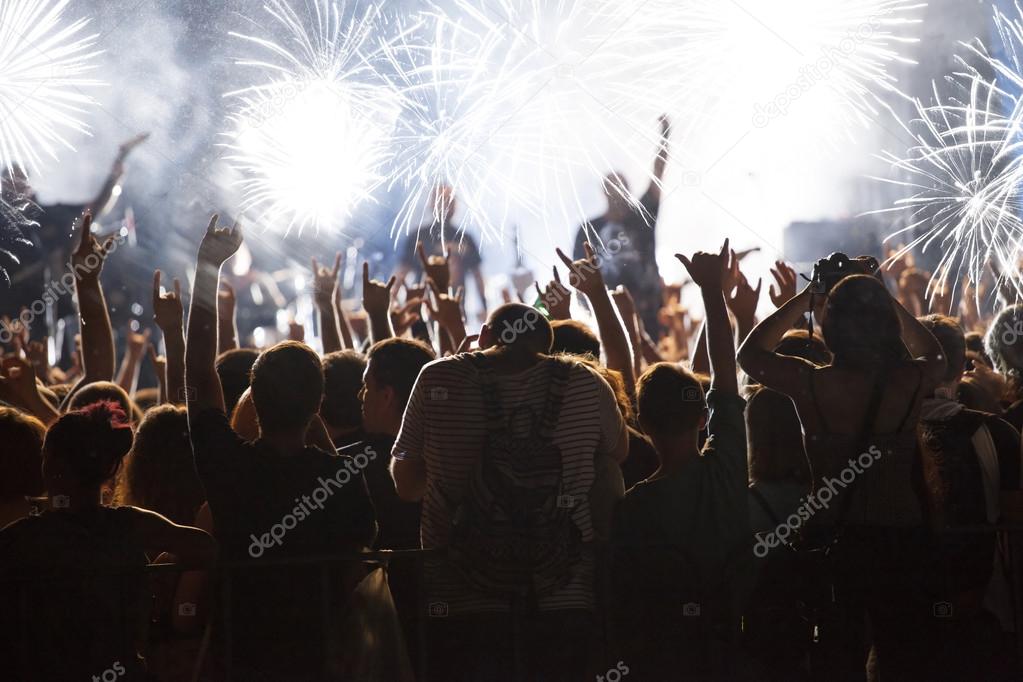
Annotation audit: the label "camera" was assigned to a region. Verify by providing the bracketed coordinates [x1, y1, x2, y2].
[557, 494, 577, 509]
[682, 602, 701, 617]
[178, 386, 197, 403]
[428, 601, 449, 618]
[932, 601, 953, 618]
[429, 387, 448, 401]
[810, 252, 881, 295]
[177, 602, 197, 617]
[52, 494, 71, 509]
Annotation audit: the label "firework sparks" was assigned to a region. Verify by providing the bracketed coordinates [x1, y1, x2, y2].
[874, 3, 1023, 303]
[0, 0, 101, 284]
[383, 0, 667, 248]
[223, 0, 403, 236]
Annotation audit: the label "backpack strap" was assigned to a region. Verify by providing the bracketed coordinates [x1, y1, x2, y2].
[535, 359, 571, 440]
[467, 353, 507, 435]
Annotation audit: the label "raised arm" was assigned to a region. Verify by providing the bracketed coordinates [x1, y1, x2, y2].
[676, 240, 737, 394]
[737, 284, 816, 395]
[425, 280, 467, 353]
[216, 282, 239, 354]
[115, 327, 150, 396]
[68, 214, 116, 398]
[646, 115, 671, 201]
[558, 242, 636, 395]
[185, 216, 242, 416]
[312, 253, 344, 354]
[153, 270, 185, 404]
[893, 295, 947, 388]
[362, 262, 395, 343]
[88, 133, 149, 216]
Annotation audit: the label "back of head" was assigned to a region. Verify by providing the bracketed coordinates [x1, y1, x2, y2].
[636, 362, 705, 437]
[69, 381, 143, 423]
[774, 329, 832, 366]
[0, 407, 46, 499]
[485, 303, 554, 354]
[822, 275, 902, 369]
[45, 401, 133, 489]
[920, 314, 966, 384]
[366, 338, 436, 408]
[551, 319, 601, 359]
[746, 388, 810, 485]
[250, 341, 324, 434]
[216, 348, 260, 414]
[986, 305, 1023, 381]
[118, 404, 203, 525]
[321, 350, 367, 431]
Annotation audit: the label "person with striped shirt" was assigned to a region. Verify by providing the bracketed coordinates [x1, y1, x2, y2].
[391, 302, 628, 681]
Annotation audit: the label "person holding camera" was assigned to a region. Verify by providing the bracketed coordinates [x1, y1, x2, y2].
[737, 255, 947, 679]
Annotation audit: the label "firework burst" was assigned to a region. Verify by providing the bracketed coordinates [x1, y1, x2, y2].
[223, 0, 404, 236]
[383, 0, 667, 248]
[874, 2, 1023, 303]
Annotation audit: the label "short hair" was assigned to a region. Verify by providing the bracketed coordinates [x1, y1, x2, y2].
[920, 314, 966, 384]
[45, 401, 133, 488]
[116, 404, 204, 525]
[69, 381, 143, 423]
[367, 338, 436, 408]
[321, 350, 367, 431]
[216, 348, 260, 415]
[551, 319, 601, 358]
[487, 303, 554, 354]
[636, 363, 705, 435]
[250, 341, 324, 433]
[986, 305, 1023, 379]
[0, 407, 45, 499]
[132, 387, 160, 413]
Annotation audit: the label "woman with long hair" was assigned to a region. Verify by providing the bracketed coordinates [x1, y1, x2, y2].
[738, 274, 946, 680]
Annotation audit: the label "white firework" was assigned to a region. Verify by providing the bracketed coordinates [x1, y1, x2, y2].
[875, 2, 1023, 303]
[223, 0, 404, 236]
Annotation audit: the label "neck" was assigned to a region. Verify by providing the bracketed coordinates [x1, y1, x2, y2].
[259, 430, 308, 455]
[649, 432, 701, 477]
[482, 346, 544, 373]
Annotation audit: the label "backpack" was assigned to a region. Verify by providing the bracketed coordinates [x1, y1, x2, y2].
[448, 354, 581, 601]
[918, 409, 997, 599]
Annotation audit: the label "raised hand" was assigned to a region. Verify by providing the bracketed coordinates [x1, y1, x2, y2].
[534, 265, 572, 320]
[362, 262, 396, 318]
[126, 326, 151, 359]
[768, 260, 798, 308]
[425, 280, 465, 333]
[417, 242, 450, 293]
[391, 299, 423, 337]
[726, 272, 763, 332]
[197, 215, 242, 267]
[675, 239, 729, 290]
[72, 213, 115, 280]
[556, 242, 606, 299]
[288, 320, 305, 343]
[152, 270, 184, 332]
[405, 277, 428, 306]
[147, 343, 167, 380]
[312, 252, 342, 304]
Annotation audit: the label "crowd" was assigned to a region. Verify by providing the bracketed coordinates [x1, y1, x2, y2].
[2, 133, 1023, 681]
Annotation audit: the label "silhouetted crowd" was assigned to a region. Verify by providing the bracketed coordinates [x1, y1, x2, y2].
[3, 140, 1023, 681]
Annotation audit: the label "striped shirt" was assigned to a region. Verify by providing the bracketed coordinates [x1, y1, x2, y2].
[392, 353, 625, 614]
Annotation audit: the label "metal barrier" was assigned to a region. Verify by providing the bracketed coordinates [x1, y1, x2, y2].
[5, 531, 1023, 681]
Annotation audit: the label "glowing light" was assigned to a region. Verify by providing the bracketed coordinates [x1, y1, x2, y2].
[384, 0, 667, 247]
[873, 3, 1023, 303]
[0, 0, 101, 283]
[223, 0, 402, 235]
[0, 0, 101, 180]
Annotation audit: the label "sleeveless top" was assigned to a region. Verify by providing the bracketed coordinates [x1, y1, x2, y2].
[804, 365, 924, 528]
